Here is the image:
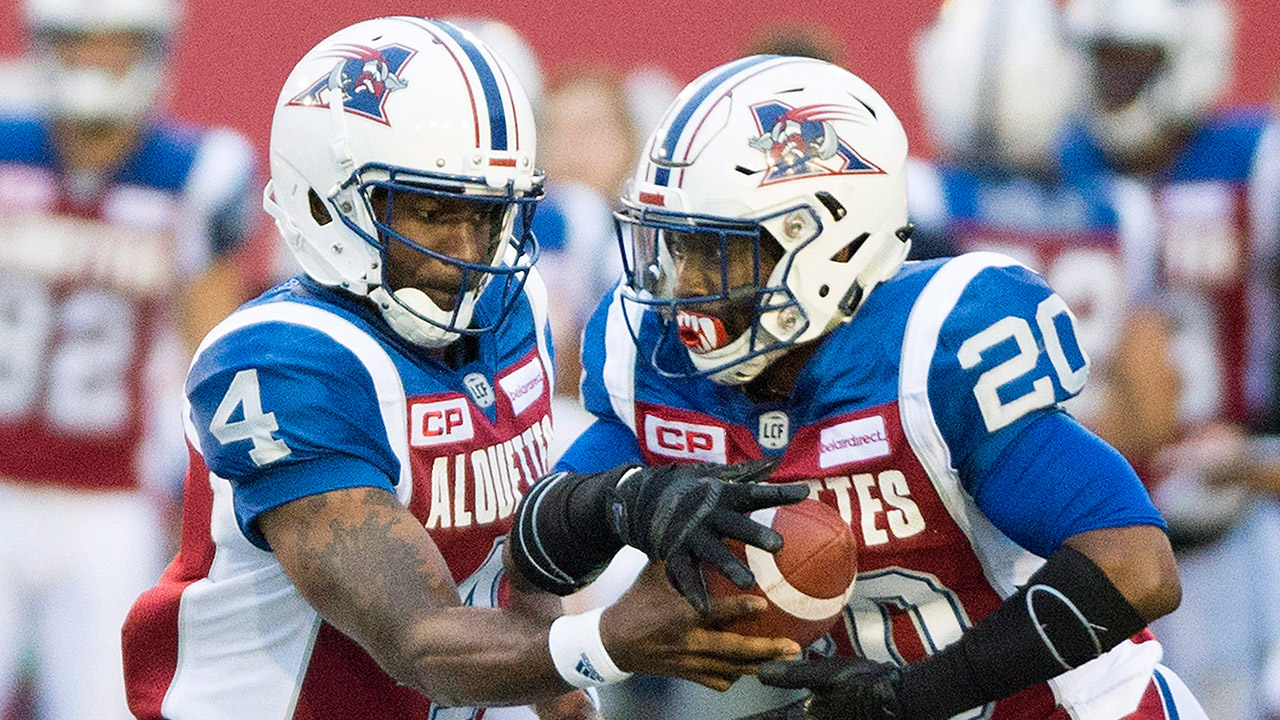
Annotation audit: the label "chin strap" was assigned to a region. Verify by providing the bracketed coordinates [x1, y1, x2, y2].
[368, 286, 467, 349]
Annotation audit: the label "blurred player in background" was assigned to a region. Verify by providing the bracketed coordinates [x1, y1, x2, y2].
[0, 0, 253, 717]
[1058, 0, 1280, 716]
[909, 0, 1183, 470]
[548, 54, 1206, 719]
[121, 17, 806, 719]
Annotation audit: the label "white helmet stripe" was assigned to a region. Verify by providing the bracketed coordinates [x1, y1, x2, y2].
[392, 17, 483, 148]
[674, 56, 823, 189]
[420, 17, 515, 152]
[649, 54, 782, 187]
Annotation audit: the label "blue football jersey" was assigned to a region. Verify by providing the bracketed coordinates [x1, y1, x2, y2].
[1057, 108, 1280, 426]
[571, 252, 1165, 720]
[123, 271, 555, 719]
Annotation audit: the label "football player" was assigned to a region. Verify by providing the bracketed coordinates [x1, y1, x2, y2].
[908, 0, 1182, 469]
[0, 0, 253, 717]
[121, 17, 807, 720]
[1059, 0, 1280, 716]
[544, 55, 1209, 719]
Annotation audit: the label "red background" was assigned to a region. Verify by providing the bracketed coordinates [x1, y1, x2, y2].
[1, 0, 1276, 155]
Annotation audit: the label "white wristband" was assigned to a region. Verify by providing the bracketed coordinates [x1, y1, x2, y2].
[547, 607, 633, 689]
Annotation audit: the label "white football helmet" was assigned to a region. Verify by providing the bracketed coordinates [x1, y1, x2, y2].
[915, 0, 1084, 171]
[617, 56, 910, 385]
[264, 17, 542, 348]
[25, 0, 180, 123]
[1064, 0, 1233, 157]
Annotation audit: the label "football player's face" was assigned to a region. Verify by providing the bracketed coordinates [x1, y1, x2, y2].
[666, 230, 780, 341]
[1090, 43, 1166, 112]
[375, 191, 507, 311]
[49, 31, 149, 77]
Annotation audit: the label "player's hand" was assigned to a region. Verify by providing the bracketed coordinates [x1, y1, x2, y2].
[533, 689, 602, 720]
[609, 458, 809, 613]
[757, 656, 903, 720]
[601, 563, 802, 692]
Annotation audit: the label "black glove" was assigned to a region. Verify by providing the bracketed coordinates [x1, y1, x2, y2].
[757, 657, 904, 720]
[735, 697, 810, 720]
[609, 459, 809, 614]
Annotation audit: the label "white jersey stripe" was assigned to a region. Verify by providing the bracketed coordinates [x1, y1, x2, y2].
[525, 267, 555, 399]
[602, 286, 641, 432]
[898, 251, 1034, 596]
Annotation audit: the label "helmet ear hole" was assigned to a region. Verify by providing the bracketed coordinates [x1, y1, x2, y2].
[308, 189, 333, 227]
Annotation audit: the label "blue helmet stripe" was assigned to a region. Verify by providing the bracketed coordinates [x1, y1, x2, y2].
[653, 55, 777, 186]
[435, 21, 509, 151]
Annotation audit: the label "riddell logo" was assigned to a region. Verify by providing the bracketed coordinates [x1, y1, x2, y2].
[410, 398, 475, 447]
[819, 415, 890, 469]
[644, 415, 727, 463]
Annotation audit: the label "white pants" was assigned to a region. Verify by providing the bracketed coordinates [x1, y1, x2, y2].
[0, 482, 164, 720]
[1150, 498, 1280, 720]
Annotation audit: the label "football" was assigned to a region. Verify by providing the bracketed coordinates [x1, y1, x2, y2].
[705, 498, 858, 646]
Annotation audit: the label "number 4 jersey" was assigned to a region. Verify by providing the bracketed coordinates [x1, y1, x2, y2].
[123, 274, 556, 719]
[0, 114, 254, 491]
[572, 252, 1179, 720]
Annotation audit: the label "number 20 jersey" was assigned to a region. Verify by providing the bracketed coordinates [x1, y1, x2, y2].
[580, 252, 1162, 720]
[123, 274, 556, 719]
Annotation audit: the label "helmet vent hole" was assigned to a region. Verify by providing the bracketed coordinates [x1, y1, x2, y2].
[815, 191, 846, 221]
[818, 285, 829, 298]
[849, 94, 877, 119]
[308, 189, 333, 226]
[831, 233, 869, 263]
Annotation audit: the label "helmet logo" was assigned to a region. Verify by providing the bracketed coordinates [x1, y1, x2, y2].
[287, 44, 416, 126]
[748, 102, 883, 185]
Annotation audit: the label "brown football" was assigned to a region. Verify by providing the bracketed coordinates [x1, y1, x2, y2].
[705, 498, 858, 646]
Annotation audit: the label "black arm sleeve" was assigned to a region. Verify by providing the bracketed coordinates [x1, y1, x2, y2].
[505, 468, 634, 596]
[895, 545, 1149, 720]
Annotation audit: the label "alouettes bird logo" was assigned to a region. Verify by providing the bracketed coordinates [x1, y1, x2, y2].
[287, 44, 415, 126]
[748, 102, 884, 184]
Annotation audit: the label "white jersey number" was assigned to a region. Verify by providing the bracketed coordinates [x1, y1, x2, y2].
[210, 369, 292, 466]
[846, 568, 993, 720]
[958, 294, 1089, 432]
[0, 277, 137, 434]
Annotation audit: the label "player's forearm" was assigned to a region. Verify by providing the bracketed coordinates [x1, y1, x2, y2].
[507, 583, 600, 718]
[261, 487, 573, 706]
[892, 539, 1156, 719]
[396, 606, 570, 706]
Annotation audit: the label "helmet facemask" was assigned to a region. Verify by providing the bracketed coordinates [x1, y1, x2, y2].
[337, 163, 541, 348]
[617, 203, 817, 384]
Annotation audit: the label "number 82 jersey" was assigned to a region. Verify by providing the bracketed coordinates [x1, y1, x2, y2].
[578, 251, 1169, 720]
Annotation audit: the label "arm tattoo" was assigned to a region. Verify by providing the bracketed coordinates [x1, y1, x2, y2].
[273, 488, 461, 652]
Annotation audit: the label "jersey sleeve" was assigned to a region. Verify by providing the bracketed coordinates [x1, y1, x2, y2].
[186, 320, 401, 550]
[921, 254, 1164, 552]
[579, 284, 634, 428]
[175, 128, 257, 280]
[554, 418, 643, 474]
[967, 411, 1165, 557]
[924, 256, 1091, 483]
